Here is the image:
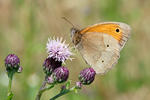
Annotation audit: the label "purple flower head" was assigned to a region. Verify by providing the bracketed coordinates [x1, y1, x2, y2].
[46, 37, 72, 62]
[79, 67, 96, 85]
[5, 54, 20, 72]
[52, 66, 69, 83]
[43, 57, 62, 76]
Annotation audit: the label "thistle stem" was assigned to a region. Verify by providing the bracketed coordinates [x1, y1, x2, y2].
[35, 81, 54, 100]
[6, 72, 14, 100]
[50, 87, 76, 100]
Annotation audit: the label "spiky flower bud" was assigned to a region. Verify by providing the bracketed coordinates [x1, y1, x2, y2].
[5, 54, 20, 72]
[43, 57, 62, 76]
[79, 67, 96, 85]
[52, 66, 69, 83]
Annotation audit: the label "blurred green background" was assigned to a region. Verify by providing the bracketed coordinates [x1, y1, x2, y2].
[0, 0, 150, 100]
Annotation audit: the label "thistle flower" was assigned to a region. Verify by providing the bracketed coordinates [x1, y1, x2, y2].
[46, 38, 72, 62]
[43, 57, 62, 76]
[52, 66, 69, 83]
[5, 54, 21, 72]
[79, 67, 96, 85]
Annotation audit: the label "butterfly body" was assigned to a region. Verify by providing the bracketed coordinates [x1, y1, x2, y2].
[71, 28, 82, 46]
[71, 22, 131, 74]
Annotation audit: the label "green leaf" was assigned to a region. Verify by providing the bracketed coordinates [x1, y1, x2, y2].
[65, 80, 71, 89]
[74, 88, 78, 93]
[7, 92, 13, 100]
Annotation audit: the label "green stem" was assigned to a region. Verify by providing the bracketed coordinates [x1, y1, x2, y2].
[50, 87, 76, 100]
[6, 72, 14, 100]
[35, 81, 54, 100]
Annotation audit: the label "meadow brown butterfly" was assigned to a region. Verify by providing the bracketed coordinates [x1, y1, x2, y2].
[64, 18, 131, 74]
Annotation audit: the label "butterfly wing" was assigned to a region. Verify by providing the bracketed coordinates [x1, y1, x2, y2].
[76, 22, 131, 74]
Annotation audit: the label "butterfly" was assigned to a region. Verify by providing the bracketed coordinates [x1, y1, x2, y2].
[63, 18, 131, 74]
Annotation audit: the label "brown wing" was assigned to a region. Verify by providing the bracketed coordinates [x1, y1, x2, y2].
[75, 22, 131, 74]
[76, 32, 120, 74]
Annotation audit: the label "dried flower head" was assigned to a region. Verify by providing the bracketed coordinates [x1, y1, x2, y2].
[5, 54, 20, 72]
[79, 67, 96, 85]
[52, 66, 69, 83]
[46, 38, 72, 62]
[43, 57, 62, 76]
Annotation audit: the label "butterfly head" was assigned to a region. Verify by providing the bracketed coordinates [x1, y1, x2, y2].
[70, 27, 82, 46]
[70, 27, 80, 38]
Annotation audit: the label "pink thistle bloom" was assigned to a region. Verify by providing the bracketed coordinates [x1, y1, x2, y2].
[46, 37, 72, 62]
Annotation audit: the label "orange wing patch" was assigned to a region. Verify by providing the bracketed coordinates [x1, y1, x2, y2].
[80, 23, 122, 41]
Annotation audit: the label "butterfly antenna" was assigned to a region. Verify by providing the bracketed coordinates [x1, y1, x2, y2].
[62, 17, 75, 28]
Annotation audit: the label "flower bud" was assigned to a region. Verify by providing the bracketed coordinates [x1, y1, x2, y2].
[79, 67, 96, 85]
[61, 85, 66, 91]
[43, 57, 62, 76]
[17, 66, 23, 73]
[46, 76, 54, 84]
[76, 81, 82, 89]
[5, 54, 20, 72]
[52, 66, 69, 83]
